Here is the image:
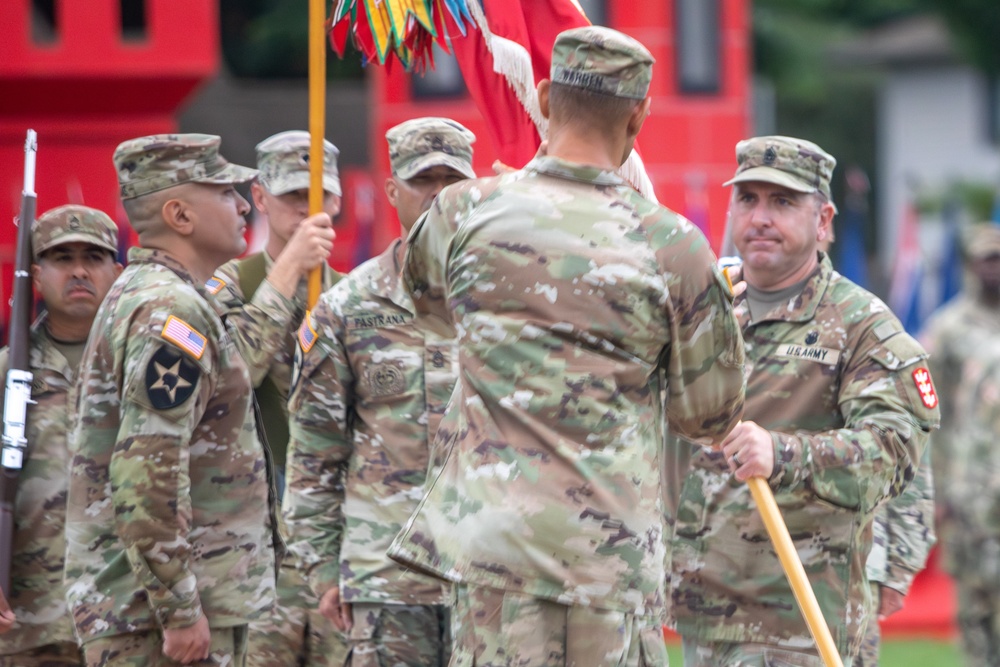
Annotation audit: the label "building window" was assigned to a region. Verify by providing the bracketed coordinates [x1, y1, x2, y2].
[412, 42, 467, 99]
[676, 0, 720, 94]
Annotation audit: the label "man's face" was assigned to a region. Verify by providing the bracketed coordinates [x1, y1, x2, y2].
[252, 184, 341, 245]
[186, 183, 252, 265]
[730, 181, 833, 289]
[386, 165, 467, 232]
[32, 242, 122, 322]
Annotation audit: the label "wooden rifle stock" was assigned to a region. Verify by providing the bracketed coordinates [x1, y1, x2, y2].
[1, 130, 38, 595]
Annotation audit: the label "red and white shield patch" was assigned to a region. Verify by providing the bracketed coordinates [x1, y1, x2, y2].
[911, 367, 938, 409]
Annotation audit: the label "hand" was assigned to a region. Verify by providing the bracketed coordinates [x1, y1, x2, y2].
[721, 421, 775, 482]
[0, 588, 15, 634]
[268, 212, 336, 298]
[319, 586, 353, 632]
[720, 261, 747, 298]
[877, 586, 906, 620]
[162, 614, 211, 664]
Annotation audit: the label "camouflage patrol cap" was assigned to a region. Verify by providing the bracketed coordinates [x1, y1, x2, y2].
[724, 135, 837, 204]
[386, 117, 476, 180]
[550, 26, 654, 100]
[32, 204, 118, 259]
[255, 130, 341, 197]
[964, 224, 1000, 260]
[113, 133, 258, 200]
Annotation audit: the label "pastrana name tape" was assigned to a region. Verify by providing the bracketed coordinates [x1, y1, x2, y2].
[161, 315, 207, 360]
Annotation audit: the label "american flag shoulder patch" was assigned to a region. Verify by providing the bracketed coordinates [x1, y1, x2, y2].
[161, 315, 208, 360]
[298, 316, 318, 354]
[205, 276, 226, 295]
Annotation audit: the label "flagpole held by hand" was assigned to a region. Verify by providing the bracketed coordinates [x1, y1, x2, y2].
[721, 261, 845, 667]
[307, 0, 326, 310]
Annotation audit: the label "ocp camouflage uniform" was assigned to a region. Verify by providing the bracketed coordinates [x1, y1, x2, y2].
[64, 246, 277, 661]
[212, 251, 342, 667]
[856, 446, 936, 667]
[671, 253, 939, 663]
[0, 317, 83, 666]
[386, 30, 746, 660]
[929, 290, 1000, 667]
[285, 237, 454, 666]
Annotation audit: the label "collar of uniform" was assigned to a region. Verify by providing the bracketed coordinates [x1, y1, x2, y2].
[126, 246, 224, 315]
[737, 251, 832, 326]
[27, 312, 75, 380]
[379, 237, 414, 314]
[526, 155, 625, 187]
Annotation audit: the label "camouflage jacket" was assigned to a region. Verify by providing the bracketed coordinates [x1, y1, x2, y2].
[671, 254, 939, 657]
[211, 254, 339, 469]
[0, 316, 77, 654]
[919, 295, 1000, 512]
[65, 247, 276, 642]
[284, 238, 452, 605]
[387, 156, 746, 617]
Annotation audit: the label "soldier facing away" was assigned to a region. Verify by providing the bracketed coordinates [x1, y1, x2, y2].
[209, 130, 341, 667]
[669, 135, 939, 666]
[283, 117, 475, 666]
[0, 205, 122, 667]
[386, 26, 746, 667]
[64, 134, 278, 667]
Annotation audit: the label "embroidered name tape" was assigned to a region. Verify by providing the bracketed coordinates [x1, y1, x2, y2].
[161, 315, 207, 360]
[775, 343, 841, 366]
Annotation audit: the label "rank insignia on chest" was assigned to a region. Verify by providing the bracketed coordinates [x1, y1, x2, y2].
[912, 367, 938, 409]
[145, 345, 200, 409]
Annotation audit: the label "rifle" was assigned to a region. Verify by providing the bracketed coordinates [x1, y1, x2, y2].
[1, 130, 38, 595]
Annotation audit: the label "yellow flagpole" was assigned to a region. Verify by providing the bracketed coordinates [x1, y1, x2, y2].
[307, 0, 326, 309]
[721, 263, 844, 667]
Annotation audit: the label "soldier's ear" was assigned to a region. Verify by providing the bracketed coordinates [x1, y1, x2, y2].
[161, 197, 195, 237]
[250, 182, 268, 215]
[31, 263, 42, 292]
[537, 79, 552, 120]
[385, 177, 399, 208]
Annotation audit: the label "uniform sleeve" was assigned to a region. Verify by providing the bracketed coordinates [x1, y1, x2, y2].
[213, 261, 298, 387]
[878, 445, 936, 593]
[282, 296, 354, 599]
[660, 229, 746, 445]
[769, 325, 940, 515]
[108, 305, 215, 629]
[919, 312, 960, 510]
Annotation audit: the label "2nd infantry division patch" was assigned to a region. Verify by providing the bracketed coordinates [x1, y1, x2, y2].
[145, 345, 200, 409]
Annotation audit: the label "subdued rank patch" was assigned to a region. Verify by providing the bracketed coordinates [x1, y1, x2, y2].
[911, 367, 938, 408]
[145, 345, 200, 409]
[161, 315, 207, 360]
[365, 362, 405, 397]
[298, 317, 317, 354]
[30, 376, 49, 396]
[775, 343, 841, 366]
[205, 276, 227, 295]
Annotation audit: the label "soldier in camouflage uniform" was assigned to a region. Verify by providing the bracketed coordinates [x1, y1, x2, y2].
[64, 134, 278, 667]
[670, 136, 940, 666]
[208, 131, 341, 667]
[920, 225, 1000, 666]
[386, 27, 746, 667]
[0, 205, 122, 666]
[284, 117, 475, 667]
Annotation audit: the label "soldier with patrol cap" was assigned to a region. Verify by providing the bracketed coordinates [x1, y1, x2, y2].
[0, 205, 122, 666]
[65, 134, 278, 667]
[283, 117, 475, 666]
[208, 130, 340, 667]
[669, 136, 940, 666]
[386, 27, 745, 667]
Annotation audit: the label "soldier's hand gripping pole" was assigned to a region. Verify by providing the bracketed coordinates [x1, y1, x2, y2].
[1, 130, 38, 596]
[720, 260, 844, 667]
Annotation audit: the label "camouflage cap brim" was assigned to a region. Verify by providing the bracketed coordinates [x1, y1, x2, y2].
[265, 172, 342, 197]
[723, 166, 817, 194]
[397, 152, 476, 181]
[35, 232, 117, 257]
[190, 162, 260, 187]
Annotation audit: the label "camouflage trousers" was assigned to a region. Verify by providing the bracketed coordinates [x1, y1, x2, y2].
[82, 625, 247, 667]
[247, 563, 348, 667]
[680, 639, 834, 667]
[950, 534, 1000, 667]
[0, 641, 83, 666]
[449, 584, 668, 667]
[346, 602, 449, 667]
[853, 582, 881, 667]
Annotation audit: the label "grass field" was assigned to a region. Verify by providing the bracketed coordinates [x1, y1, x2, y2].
[664, 638, 963, 665]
